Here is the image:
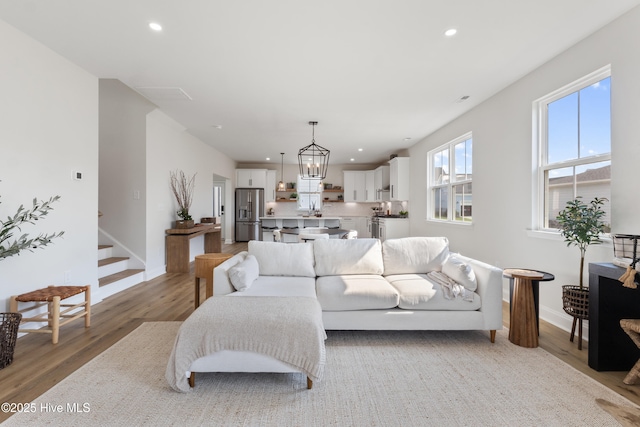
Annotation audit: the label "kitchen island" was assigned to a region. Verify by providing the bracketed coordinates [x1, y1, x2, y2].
[259, 216, 342, 241]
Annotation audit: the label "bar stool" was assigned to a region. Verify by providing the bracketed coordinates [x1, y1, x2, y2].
[303, 218, 320, 228]
[282, 219, 299, 229]
[10, 285, 91, 344]
[261, 218, 278, 241]
[324, 219, 340, 229]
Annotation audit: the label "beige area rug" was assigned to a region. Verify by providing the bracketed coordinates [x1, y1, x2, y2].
[2, 322, 637, 426]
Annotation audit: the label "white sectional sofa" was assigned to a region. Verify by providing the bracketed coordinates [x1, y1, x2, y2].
[214, 237, 503, 342]
[168, 237, 503, 391]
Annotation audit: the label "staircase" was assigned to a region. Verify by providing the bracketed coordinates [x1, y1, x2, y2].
[98, 245, 145, 299]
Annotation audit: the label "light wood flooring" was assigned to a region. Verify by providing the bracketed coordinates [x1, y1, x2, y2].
[1, 241, 639, 423]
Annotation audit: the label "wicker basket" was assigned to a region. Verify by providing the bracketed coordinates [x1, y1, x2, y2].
[0, 312, 22, 369]
[562, 285, 589, 320]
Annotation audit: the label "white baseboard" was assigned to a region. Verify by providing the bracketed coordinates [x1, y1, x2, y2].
[145, 266, 167, 281]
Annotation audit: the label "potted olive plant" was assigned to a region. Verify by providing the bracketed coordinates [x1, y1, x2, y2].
[1, 189, 64, 368]
[556, 196, 607, 350]
[170, 170, 196, 229]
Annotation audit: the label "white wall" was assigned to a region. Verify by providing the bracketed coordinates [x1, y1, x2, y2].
[0, 19, 98, 309]
[99, 79, 155, 260]
[98, 82, 237, 279]
[408, 6, 640, 334]
[146, 109, 237, 276]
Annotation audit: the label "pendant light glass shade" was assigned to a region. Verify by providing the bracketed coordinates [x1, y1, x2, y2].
[298, 121, 330, 180]
[277, 153, 285, 191]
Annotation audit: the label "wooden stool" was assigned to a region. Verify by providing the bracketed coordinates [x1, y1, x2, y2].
[194, 253, 233, 308]
[504, 269, 544, 348]
[9, 285, 91, 344]
[620, 319, 640, 384]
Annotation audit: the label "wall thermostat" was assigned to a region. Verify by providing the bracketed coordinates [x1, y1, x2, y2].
[72, 171, 83, 180]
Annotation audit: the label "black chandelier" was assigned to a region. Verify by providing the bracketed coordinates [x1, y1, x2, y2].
[298, 121, 330, 180]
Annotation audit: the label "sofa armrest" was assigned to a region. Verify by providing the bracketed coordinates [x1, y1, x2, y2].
[213, 252, 248, 295]
[456, 255, 504, 330]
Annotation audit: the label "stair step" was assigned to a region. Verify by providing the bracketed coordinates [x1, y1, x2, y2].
[99, 269, 145, 287]
[98, 245, 114, 261]
[98, 256, 129, 267]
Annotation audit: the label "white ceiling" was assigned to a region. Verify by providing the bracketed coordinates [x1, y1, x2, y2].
[1, 0, 638, 166]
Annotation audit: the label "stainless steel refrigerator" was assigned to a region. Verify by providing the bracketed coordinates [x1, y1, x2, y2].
[235, 188, 264, 241]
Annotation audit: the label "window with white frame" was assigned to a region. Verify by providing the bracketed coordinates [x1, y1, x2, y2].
[427, 133, 472, 223]
[534, 66, 611, 230]
[296, 174, 322, 211]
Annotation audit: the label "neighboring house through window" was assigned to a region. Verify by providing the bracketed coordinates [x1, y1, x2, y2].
[427, 132, 473, 223]
[533, 66, 611, 230]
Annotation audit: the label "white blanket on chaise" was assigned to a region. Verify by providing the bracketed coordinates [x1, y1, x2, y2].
[166, 296, 327, 392]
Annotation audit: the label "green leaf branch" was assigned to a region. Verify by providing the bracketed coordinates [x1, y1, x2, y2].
[0, 194, 64, 260]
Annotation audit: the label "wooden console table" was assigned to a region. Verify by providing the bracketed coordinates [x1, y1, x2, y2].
[165, 225, 222, 273]
[589, 262, 640, 371]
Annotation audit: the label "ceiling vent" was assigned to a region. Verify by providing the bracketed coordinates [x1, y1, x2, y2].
[134, 87, 192, 101]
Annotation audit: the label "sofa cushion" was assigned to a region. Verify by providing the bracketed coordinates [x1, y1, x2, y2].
[314, 238, 384, 276]
[228, 276, 317, 298]
[442, 254, 477, 291]
[316, 275, 399, 311]
[248, 240, 316, 277]
[386, 274, 481, 310]
[382, 237, 450, 276]
[382, 273, 437, 307]
[228, 254, 259, 291]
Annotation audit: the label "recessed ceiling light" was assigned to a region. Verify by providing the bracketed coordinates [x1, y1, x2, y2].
[149, 22, 163, 31]
[266, 157, 270, 161]
[211, 124, 222, 129]
[444, 28, 457, 37]
[350, 158, 355, 162]
[358, 148, 363, 152]
[403, 137, 412, 141]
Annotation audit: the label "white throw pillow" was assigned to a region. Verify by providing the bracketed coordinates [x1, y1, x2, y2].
[441, 254, 477, 291]
[248, 240, 316, 277]
[313, 238, 384, 276]
[228, 254, 260, 291]
[382, 237, 449, 276]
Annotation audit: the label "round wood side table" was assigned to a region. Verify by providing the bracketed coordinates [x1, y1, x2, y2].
[194, 253, 233, 308]
[504, 268, 547, 348]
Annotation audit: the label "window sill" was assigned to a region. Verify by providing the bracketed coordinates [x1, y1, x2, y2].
[527, 229, 613, 245]
[426, 219, 473, 227]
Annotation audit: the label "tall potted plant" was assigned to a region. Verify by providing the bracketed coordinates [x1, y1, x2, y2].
[169, 170, 196, 229]
[1, 190, 64, 368]
[556, 196, 607, 350]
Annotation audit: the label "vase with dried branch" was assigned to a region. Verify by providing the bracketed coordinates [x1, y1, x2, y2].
[170, 170, 196, 229]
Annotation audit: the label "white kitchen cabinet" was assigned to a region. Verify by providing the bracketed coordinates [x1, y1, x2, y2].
[389, 158, 410, 201]
[343, 171, 367, 202]
[266, 170, 277, 202]
[374, 165, 390, 201]
[365, 170, 375, 202]
[379, 218, 409, 242]
[236, 169, 267, 188]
